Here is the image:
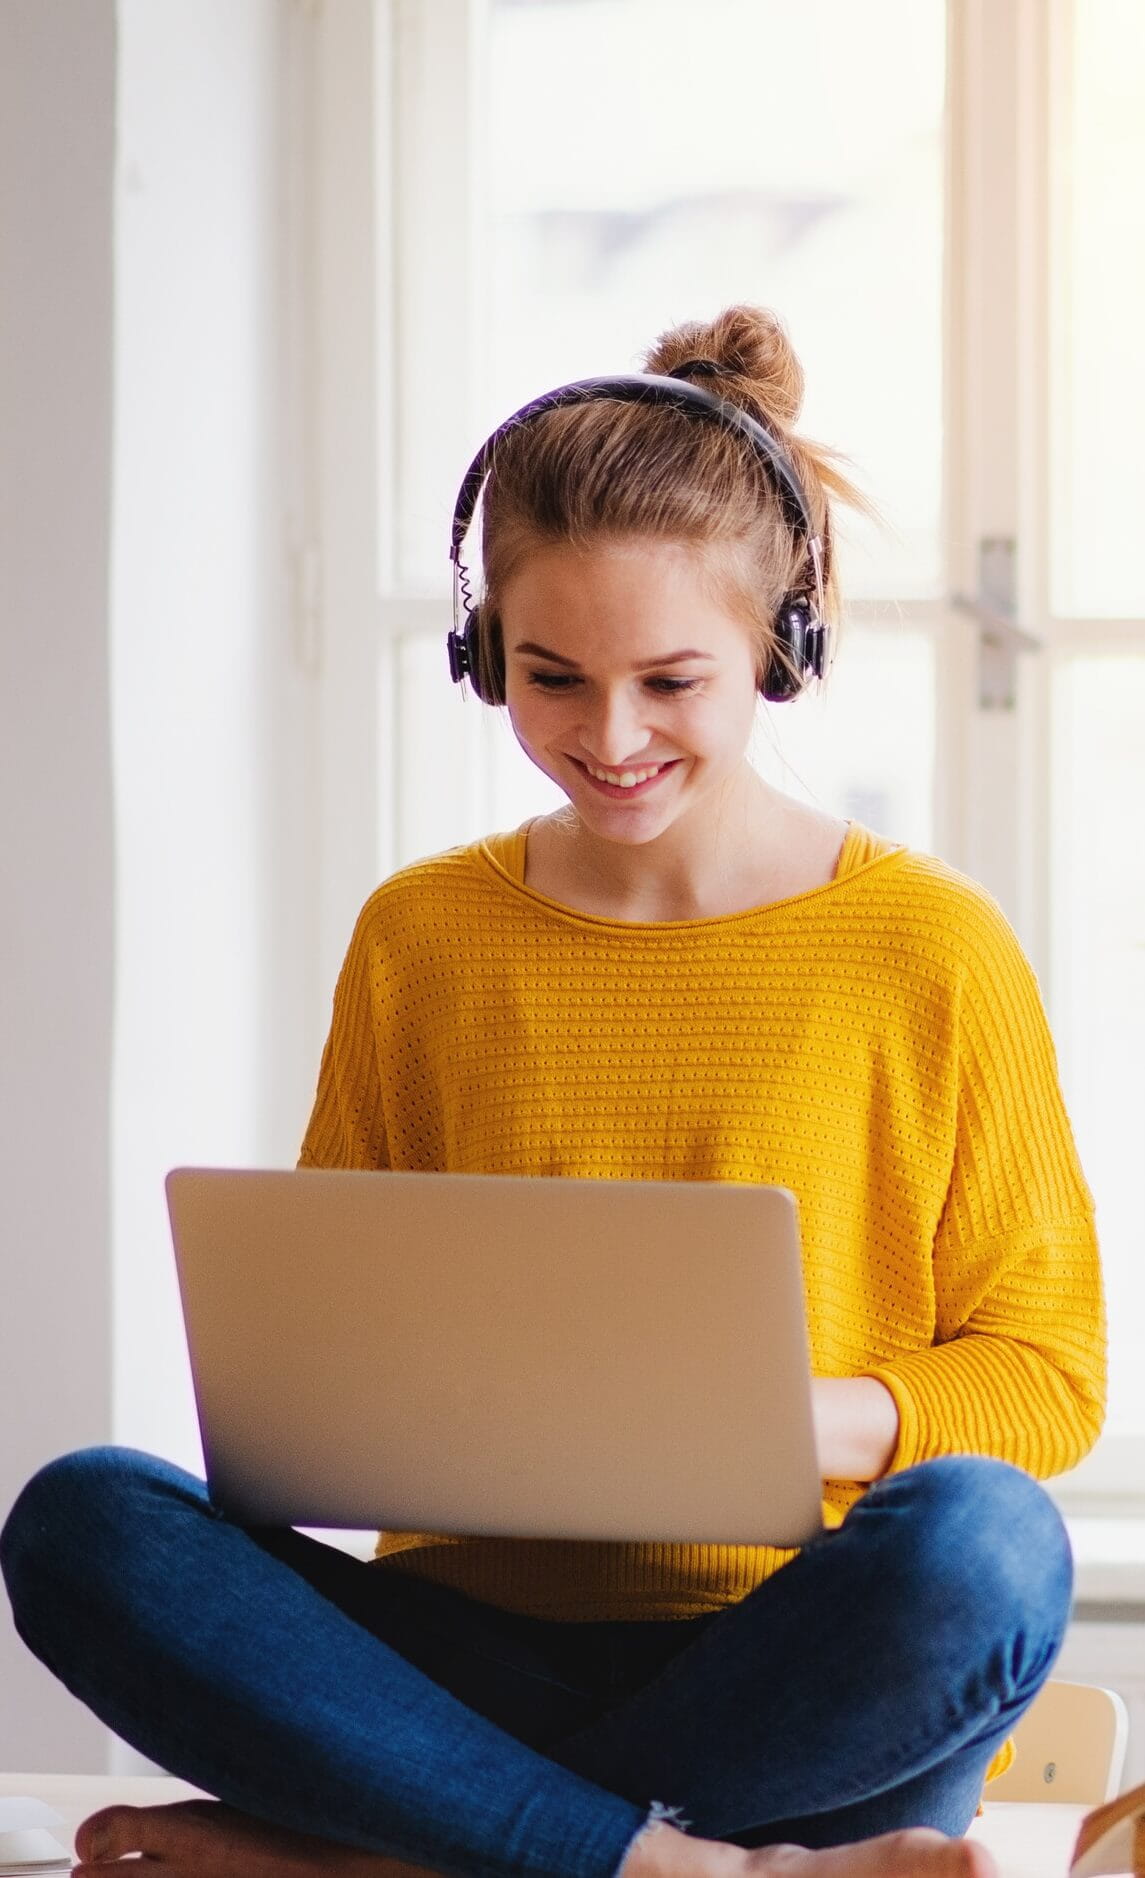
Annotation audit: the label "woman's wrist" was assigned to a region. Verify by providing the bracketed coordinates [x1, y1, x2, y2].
[812, 1376, 900, 1482]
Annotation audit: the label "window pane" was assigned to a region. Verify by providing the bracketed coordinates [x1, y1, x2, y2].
[1051, 0, 1145, 617]
[486, 0, 946, 601]
[750, 625, 935, 849]
[1051, 656, 1145, 1433]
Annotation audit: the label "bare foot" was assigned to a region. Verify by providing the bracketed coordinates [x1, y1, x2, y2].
[72, 1800, 998, 1878]
[620, 1819, 998, 1878]
[72, 1801, 435, 1878]
[743, 1836, 996, 1876]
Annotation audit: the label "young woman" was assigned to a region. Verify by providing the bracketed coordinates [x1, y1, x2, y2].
[3, 307, 1105, 1878]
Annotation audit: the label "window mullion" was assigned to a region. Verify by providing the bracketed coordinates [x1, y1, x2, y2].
[312, 0, 388, 992]
[944, 0, 1053, 979]
[385, 0, 494, 871]
[391, 0, 489, 593]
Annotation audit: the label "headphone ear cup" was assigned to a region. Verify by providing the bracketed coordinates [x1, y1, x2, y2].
[760, 600, 815, 703]
[462, 607, 488, 702]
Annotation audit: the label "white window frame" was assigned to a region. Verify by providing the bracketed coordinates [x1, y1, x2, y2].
[944, 0, 1145, 1512]
[309, 0, 1145, 1512]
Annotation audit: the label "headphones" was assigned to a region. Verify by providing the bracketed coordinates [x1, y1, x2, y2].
[446, 373, 831, 705]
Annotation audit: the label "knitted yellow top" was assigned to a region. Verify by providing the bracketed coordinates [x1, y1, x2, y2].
[299, 820, 1105, 1623]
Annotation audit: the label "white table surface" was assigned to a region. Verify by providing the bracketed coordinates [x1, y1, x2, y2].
[0, 1775, 1097, 1877]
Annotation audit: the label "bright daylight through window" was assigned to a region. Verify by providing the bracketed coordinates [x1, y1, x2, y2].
[378, 0, 1144, 1473]
[1047, 0, 1145, 1449]
[481, 0, 944, 849]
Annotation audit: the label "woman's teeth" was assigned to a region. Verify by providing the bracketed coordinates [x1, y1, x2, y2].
[584, 762, 663, 788]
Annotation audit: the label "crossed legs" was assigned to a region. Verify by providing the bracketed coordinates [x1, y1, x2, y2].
[1, 1449, 1070, 1877]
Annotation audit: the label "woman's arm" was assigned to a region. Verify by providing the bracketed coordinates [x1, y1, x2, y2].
[857, 883, 1105, 1481]
[862, 1221, 1105, 1479]
[298, 897, 391, 1172]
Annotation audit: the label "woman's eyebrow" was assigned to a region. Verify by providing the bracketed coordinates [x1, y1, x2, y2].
[513, 640, 716, 670]
[514, 641, 579, 667]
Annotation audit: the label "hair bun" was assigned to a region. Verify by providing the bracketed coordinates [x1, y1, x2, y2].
[646, 305, 804, 431]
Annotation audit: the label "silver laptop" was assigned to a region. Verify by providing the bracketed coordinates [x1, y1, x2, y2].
[166, 1167, 823, 1547]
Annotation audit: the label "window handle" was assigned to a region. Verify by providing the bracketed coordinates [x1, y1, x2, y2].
[952, 537, 1043, 710]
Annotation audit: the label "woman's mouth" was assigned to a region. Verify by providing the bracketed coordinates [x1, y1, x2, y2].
[572, 758, 679, 798]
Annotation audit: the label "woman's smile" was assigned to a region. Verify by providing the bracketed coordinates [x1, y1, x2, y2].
[571, 756, 682, 797]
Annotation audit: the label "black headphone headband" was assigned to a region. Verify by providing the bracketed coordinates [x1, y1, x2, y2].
[450, 373, 813, 558]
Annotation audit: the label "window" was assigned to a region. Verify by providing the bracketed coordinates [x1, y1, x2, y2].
[1045, 0, 1145, 1460]
[313, 0, 1144, 1504]
[1052, 659, 1145, 1441]
[482, 0, 945, 851]
[1051, 0, 1145, 619]
[486, 0, 946, 604]
[379, 0, 946, 863]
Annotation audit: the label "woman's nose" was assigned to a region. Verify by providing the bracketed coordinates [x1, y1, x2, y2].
[580, 688, 652, 767]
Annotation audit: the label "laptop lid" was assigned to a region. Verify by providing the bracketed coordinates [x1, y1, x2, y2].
[166, 1167, 823, 1548]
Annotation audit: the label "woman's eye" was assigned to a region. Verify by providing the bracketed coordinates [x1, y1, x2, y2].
[524, 672, 700, 695]
[526, 671, 580, 690]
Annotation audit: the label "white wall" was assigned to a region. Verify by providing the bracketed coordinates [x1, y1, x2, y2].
[111, 0, 319, 1473]
[0, 0, 119, 1774]
[0, 0, 321, 1770]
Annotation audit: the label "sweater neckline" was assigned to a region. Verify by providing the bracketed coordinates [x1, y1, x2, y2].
[476, 819, 906, 932]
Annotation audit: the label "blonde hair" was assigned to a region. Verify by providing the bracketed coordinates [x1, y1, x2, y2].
[477, 305, 867, 694]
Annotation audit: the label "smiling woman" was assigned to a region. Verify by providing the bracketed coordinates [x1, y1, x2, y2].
[1, 305, 1103, 1878]
[301, 300, 1100, 1811]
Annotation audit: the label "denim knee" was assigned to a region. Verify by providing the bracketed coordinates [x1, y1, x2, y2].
[855, 1455, 1072, 1651]
[1, 1445, 183, 1620]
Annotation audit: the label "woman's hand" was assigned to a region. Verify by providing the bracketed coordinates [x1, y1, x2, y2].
[811, 1377, 900, 1483]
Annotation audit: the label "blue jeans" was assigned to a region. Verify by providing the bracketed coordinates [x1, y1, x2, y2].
[1, 1449, 1070, 1878]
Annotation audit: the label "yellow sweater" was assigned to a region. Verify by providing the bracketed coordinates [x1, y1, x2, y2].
[299, 821, 1105, 1623]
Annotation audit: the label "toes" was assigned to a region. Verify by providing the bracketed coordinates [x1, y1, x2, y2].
[73, 1801, 220, 1866]
[74, 1805, 145, 1864]
[958, 1841, 998, 1878]
[887, 1832, 998, 1876]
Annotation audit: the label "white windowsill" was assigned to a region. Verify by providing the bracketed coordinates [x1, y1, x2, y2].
[1067, 1519, 1145, 1609]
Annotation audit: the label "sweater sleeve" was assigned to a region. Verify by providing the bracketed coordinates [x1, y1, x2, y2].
[298, 901, 391, 1172]
[866, 891, 1106, 1478]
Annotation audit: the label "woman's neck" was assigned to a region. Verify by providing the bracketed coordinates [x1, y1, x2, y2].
[524, 772, 849, 923]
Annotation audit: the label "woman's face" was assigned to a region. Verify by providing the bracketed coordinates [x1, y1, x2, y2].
[499, 538, 761, 848]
